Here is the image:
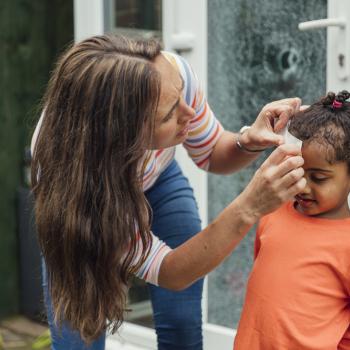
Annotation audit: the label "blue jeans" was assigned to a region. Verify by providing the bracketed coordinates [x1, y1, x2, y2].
[43, 159, 204, 349]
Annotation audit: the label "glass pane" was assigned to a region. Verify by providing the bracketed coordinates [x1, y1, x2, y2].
[108, 1, 162, 327]
[125, 277, 154, 328]
[113, 0, 162, 39]
[207, 0, 327, 329]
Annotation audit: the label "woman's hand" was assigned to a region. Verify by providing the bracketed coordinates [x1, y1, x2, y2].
[239, 97, 301, 151]
[237, 143, 306, 223]
[159, 143, 306, 290]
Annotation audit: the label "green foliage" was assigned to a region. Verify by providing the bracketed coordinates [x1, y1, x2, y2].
[0, 0, 73, 318]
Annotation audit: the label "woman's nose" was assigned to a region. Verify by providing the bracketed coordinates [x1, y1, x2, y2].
[178, 99, 196, 123]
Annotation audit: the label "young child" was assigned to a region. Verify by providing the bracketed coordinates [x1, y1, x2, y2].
[234, 90, 350, 350]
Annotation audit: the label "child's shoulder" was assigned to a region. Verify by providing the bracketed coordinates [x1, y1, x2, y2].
[257, 201, 313, 236]
[259, 201, 293, 223]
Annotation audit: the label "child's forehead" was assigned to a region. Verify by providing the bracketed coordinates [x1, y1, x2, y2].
[302, 140, 337, 167]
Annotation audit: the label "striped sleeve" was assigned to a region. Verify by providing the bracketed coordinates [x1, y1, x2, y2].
[163, 52, 224, 170]
[133, 232, 172, 285]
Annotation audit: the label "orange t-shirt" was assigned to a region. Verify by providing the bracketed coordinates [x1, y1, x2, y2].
[234, 202, 350, 350]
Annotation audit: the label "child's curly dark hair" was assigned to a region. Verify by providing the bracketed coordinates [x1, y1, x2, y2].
[289, 90, 350, 170]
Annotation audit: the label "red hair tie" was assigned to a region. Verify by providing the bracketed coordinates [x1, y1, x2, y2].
[332, 100, 343, 109]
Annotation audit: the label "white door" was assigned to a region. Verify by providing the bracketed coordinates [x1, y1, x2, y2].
[162, 1, 236, 348]
[299, 0, 350, 208]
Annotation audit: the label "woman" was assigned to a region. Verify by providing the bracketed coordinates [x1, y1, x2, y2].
[31, 34, 305, 350]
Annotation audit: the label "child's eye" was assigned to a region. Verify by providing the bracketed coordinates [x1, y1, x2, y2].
[311, 175, 328, 183]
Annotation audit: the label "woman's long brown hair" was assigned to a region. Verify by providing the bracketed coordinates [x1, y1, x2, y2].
[31, 35, 161, 343]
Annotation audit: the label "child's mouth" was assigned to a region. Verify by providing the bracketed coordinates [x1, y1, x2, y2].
[295, 195, 315, 208]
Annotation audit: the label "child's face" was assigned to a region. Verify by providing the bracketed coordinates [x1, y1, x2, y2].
[295, 141, 350, 219]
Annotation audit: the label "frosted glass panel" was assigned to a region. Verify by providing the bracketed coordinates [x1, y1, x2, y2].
[115, 0, 161, 30]
[207, 0, 327, 328]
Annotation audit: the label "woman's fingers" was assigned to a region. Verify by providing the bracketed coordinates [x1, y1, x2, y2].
[264, 97, 301, 129]
[284, 177, 307, 200]
[273, 167, 305, 203]
[241, 144, 305, 219]
[250, 97, 301, 140]
[259, 154, 304, 202]
[255, 129, 284, 148]
[242, 98, 302, 152]
[279, 167, 305, 188]
[260, 144, 303, 171]
[267, 154, 304, 182]
[261, 104, 296, 132]
[273, 105, 295, 132]
[264, 97, 301, 110]
[262, 145, 305, 195]
[300, 104, 310, 111]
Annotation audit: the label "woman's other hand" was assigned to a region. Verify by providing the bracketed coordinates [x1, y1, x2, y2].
[237, 143, 306, 223]
[239, 97, 301, 151]
[159, 143, 306, 290]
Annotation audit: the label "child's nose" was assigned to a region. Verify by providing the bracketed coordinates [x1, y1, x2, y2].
[299, 178, 312, 195]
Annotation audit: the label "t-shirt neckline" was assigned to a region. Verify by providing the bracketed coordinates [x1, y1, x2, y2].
[286, 201, 350, 226]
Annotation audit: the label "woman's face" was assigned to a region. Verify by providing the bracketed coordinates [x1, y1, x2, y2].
[295, 141, 350, 219]
[151, 54, 196, 149]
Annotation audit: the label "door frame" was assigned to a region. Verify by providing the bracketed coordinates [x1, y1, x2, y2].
[161, 2, 234, 347]
[73, 0, 234, 348]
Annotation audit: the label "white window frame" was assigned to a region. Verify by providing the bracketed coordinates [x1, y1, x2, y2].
[299, 0, 350, 208]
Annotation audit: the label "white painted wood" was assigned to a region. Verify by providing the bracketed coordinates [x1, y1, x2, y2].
[162, 0, 209, 232]
[162, 1, 239, 347]
[327, 0, 350, 87]
[162, 0, 210, 327]
[73, 0, 104, 42]
[328, 0, 350, 207]
[299, 1, 350, 207]
[298, 0, 350, 87]
[106, 337, 148, 350]
[203, 324, 236, 350]
[299, 18, 346, 30]
[106, 338, 148, 350]
[108, 322, 235, 350]
[108, 322, 157, 349]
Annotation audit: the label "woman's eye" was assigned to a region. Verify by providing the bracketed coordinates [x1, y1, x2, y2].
[162, 112, 174, 123]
